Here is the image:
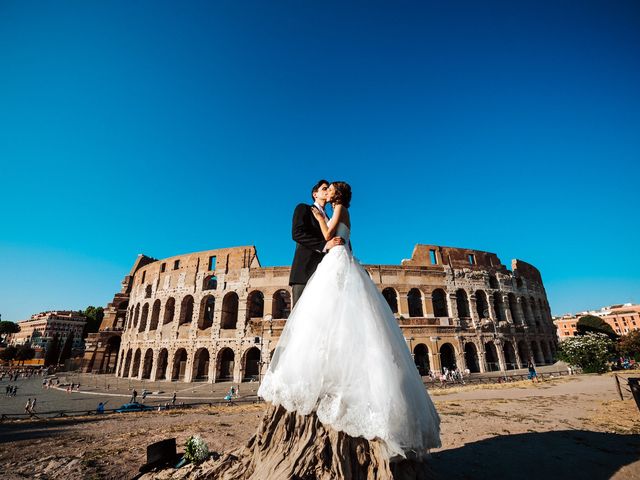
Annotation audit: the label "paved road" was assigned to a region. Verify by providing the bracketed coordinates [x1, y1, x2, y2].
[0, 373, 260, 417]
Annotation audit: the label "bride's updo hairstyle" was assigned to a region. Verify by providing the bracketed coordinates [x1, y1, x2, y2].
[330, 181, 352, 208]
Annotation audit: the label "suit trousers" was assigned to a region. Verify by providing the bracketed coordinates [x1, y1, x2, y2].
[291, 284, 306, 308]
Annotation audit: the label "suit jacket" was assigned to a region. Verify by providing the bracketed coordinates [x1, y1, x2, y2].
[289, 203, 326, 285]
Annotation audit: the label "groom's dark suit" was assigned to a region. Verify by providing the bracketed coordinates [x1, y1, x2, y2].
[289, 203, 326, 303]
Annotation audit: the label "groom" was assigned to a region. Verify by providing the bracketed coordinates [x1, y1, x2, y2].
[289, 179, 344, 306]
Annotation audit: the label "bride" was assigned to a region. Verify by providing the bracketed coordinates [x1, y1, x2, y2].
[257, 181, 441, 460]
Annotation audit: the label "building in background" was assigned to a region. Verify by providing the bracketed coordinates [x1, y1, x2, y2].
[86, 243, 557, 382]
[554, 303, 640, 339]
[8, 311, 87, 356]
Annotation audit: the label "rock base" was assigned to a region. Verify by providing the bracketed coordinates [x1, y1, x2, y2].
[155, 403, 432, 480]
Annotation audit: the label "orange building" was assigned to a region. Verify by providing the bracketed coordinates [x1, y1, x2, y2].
[554, 303, 640, 339]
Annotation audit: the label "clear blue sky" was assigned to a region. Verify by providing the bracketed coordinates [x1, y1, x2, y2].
[1, 1, 638, 321]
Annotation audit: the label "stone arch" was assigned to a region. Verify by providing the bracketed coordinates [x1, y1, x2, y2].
[155, 348, 168, 380]
[456, 289, 470, 318]
[221, 293, 239, 329]
[171, 348, 188, 381]
[139, 303, 149, 332]
[517, 340, 530, 364]
[179, 295, 194, 325]
[484, 342, 499, 371]
[101, 336, 120, 373]
[203, 274, 218, 291]
[199, 295, 215, 330]
[131, 348, 142, 377]
[141, 348, 154, 379]
[193, 348, 210, 381]
[273, 290, 292, 319]
[122, 349, 133, 377]
[407, 289, 424, 317]
[382, 288, 399, 314]
[163, 297, 176, 325]
[432, 288, 449, 317]
[243, 347, 261, 381]
[247, 290, 264, 319]
[530, 341, 544, 364]
[503, 341, 517, 370]
[540, 341, 552, 364]
[440, 343, 457, 370]
[520, 297, 533, 325]
[464, 343, 480, 373]
[133, 304, 140, 329]
[508, 293, 519, 324]
[145, 284, 152, 298]
[493, 294, 505, 322]
[475, 290, 489, 319]
[489, 275, 499, 289]
[149, 299, 161, 331]
[413, 344, 430, 375]
[216, 348, 235, 382]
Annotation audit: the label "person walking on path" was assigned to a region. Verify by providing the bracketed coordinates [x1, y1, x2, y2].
[528, 361, 540, 382]
[130, 389, 138, 403]
[171, 392, 176, 406]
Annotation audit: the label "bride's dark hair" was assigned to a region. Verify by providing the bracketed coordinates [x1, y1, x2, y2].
[331, 181, 352, 208]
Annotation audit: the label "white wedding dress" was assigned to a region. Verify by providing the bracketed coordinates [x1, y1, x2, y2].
[258, 222, 441, 459]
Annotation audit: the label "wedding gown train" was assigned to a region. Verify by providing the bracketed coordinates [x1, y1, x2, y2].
[258, 222, 441, 460]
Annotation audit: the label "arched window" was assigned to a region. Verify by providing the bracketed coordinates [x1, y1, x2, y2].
[488, 275, 499, 289]
[179, 296, 194, 325]
[273, 290, 292, 319]
[221, 292, 239, 329]
[163, 297, 175, 325]
[139, 303, 149, 332]
[456, 289, 470, 318]
[493, 294, 505, 322]
[413, 344, 430, 376]
[432, 289, 448, 317]
[407, 289, 423, 317]
[475, 290, 489, 319]
[199, 296, 215, 329]
[149, 300, 161, 331]
[203, 275, 217, 291]
[464, 343, 480, 373]
[193, 348, 210, 380]
[382, 288, 398, 314]
[247, 291, 264, 319]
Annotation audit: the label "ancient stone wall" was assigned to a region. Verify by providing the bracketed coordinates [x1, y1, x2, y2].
[108, 244, 557, 383]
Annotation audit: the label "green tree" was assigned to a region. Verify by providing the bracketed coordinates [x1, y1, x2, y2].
[0, 345, 17, 362]
[44, 334, 60, 367]
[557, 332, 614, 373]
[82, 306, 104, 337]
[0, 321, 20, 339]
[618, 330, 640, 359]
[15, 345, 36, 364]
[576, 315, 618, 339]
[58, 332, 75, 364]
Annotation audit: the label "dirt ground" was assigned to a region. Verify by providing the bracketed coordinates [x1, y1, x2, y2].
[1, 374, 639, 479]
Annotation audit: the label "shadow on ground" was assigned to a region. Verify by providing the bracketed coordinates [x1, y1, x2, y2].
[431, 430, 640, 479]
[0, 416, 109, 444]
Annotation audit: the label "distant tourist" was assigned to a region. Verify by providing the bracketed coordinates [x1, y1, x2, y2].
[528, 362, 540, 383]
[171, 392, 177, 406]
[97, 402, 105, 414]
[131, 389, 138, 403]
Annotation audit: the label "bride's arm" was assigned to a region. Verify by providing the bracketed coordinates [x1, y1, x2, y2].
[313, 205, 342, 241]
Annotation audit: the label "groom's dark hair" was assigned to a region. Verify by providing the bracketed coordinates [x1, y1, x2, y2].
[311, 179, 329, 200]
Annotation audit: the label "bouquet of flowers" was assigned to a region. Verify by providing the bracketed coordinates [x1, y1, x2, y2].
[183, 435, 210, 465]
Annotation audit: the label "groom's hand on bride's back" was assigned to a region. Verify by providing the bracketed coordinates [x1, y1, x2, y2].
[325, 237, 344, 251]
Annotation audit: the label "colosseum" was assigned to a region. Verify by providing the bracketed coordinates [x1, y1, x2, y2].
[82, 244, 557, 384]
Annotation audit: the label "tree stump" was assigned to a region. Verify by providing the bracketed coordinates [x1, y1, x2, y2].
[188, 403, 432, 480]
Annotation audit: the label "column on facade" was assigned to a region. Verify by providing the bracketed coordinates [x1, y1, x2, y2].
[502, 294, 513, 324]
[448, 293, 459, 324]
[487, 293, 497, 321]
[397, 290, 410, 318]
[495, 340, 507, 372]
[183, 348, 195, 382]
[513, 341, 523, 369]
[477, 342, 487, 373]
[233, 348, 243, 384]
[149, 348, 159, 381]
[165, 350, 175, 382]
[423, 293, 434, 318]
[469, 294, 479, 328]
